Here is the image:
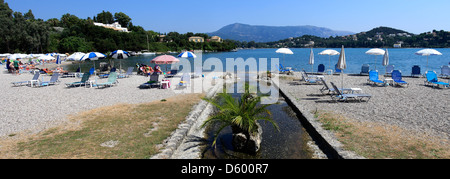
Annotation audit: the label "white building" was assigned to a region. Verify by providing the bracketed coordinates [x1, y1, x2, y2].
[93, 22, 130, 33]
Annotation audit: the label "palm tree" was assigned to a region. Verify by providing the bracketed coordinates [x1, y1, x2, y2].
[201, 89, 279, 150]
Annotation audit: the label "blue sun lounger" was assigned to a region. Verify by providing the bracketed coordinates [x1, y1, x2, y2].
[425, 71, 449, 88]
[392, 70, 408, 87]
[317, 64, 325, 74]
[367, 70, 386, 86]
[360, 64, 370, 76]
[277, 64, 291, 73]
[411, 65, 421, 77]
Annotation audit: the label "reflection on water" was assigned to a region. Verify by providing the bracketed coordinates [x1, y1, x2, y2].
[201, 82, 314, 159]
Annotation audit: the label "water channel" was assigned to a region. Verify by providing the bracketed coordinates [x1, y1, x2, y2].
[201, 81, 315, 159]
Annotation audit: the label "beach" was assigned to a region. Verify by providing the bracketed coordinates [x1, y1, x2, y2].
[0, 67, 211, 139]
[279, 73, 450, 142]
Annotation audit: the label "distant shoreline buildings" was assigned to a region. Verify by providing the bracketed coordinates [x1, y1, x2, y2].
[93, 22, 130, 33]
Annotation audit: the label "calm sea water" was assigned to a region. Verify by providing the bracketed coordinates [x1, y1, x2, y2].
[67, 48, 450, 75]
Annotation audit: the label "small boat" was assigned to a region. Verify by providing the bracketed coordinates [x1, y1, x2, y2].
[142, 52, 156, 56]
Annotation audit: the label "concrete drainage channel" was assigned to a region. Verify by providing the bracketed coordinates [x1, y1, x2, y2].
[278, 87, 364, 159]
[152, 79, 363, 159]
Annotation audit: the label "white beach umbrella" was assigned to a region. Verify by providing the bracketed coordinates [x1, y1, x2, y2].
[319, 49, 340, 70]
[276, 48, 294, 67]
[309, 48, 314, 73]
[276, 48, 294, 55]
[38, 55, 56, 61]
[337, 45, 347, 89]
[415, 48, 442, 72]
[67, 52, 86, 61]
[7, 54, 21, 60]
[366, 48, 385, 70]
[382, 49, 389, 67]
[382, 49, 390, 74]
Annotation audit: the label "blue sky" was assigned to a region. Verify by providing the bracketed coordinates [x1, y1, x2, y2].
[5, 0, 450, 34]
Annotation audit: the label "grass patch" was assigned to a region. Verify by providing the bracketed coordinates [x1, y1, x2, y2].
[1, 93, 204, 159]
[314, 110, 450, 159]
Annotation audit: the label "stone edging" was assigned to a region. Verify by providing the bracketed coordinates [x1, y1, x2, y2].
[278, 84, 365, 159]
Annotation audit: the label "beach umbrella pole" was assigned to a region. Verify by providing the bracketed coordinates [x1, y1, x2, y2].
[329, 56, 331, 70]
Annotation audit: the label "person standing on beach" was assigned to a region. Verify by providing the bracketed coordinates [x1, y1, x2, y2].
[13, 58, 20, 75]
[6, 59, 11, 73]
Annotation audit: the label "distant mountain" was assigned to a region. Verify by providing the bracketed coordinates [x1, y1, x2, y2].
[207, 23, 354, 42]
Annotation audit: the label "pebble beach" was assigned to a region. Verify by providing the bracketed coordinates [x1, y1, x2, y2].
[0, 67, 187, 138]
[279, 72, 450, 141]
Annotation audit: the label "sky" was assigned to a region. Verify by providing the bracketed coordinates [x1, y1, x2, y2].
[5, 0, 450, 34]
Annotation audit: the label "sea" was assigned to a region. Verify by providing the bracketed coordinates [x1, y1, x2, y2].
[66, 48, 450, 75]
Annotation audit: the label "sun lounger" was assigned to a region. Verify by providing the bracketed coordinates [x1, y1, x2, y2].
[96, 72, 118, 88]
[118, 67, 134, 78]
[62, 67, 80, 78]
[411, 65, 421, 77]
[179, 73, 191, 87]
[334, 64, 342, 75]
[277, 64, 291, 73]
[319, 78, 353, 95]
[330, 82, 372, 102]
[99, 68, 116, 78]
[391, 70, 408, 87]
[439, 65, 450, 78]
[166, 69, 179, 78]
[385, 65, 394, 76]
[425, 71, 449, 88]
[367, 70, 386, 86]
[11, 73, 40, 87]
[317, 64, 325, 74]
[360, 64, 370, 76]
[38, 73, 61, 87]
[140, 73, 162, 88]
[301, 70, 323, 85]
[66, 72, 90, 87]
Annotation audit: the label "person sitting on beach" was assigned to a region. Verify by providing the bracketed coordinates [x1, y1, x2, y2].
[146, 66, 154, 76]
[141, 65, 150, 76]
[154, 65, 163, 74]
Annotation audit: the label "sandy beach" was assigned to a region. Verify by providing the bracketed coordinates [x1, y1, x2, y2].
[279, 72, 450, 142]
[0, 67, 212, 138]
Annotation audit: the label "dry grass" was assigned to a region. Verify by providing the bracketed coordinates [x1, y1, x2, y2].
[0, 93, 204, 159]
[314, 110, 450, 159]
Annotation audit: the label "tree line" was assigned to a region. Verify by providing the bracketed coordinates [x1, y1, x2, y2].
[234, 27, 449, 49]
[0, 0, 236, 54]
